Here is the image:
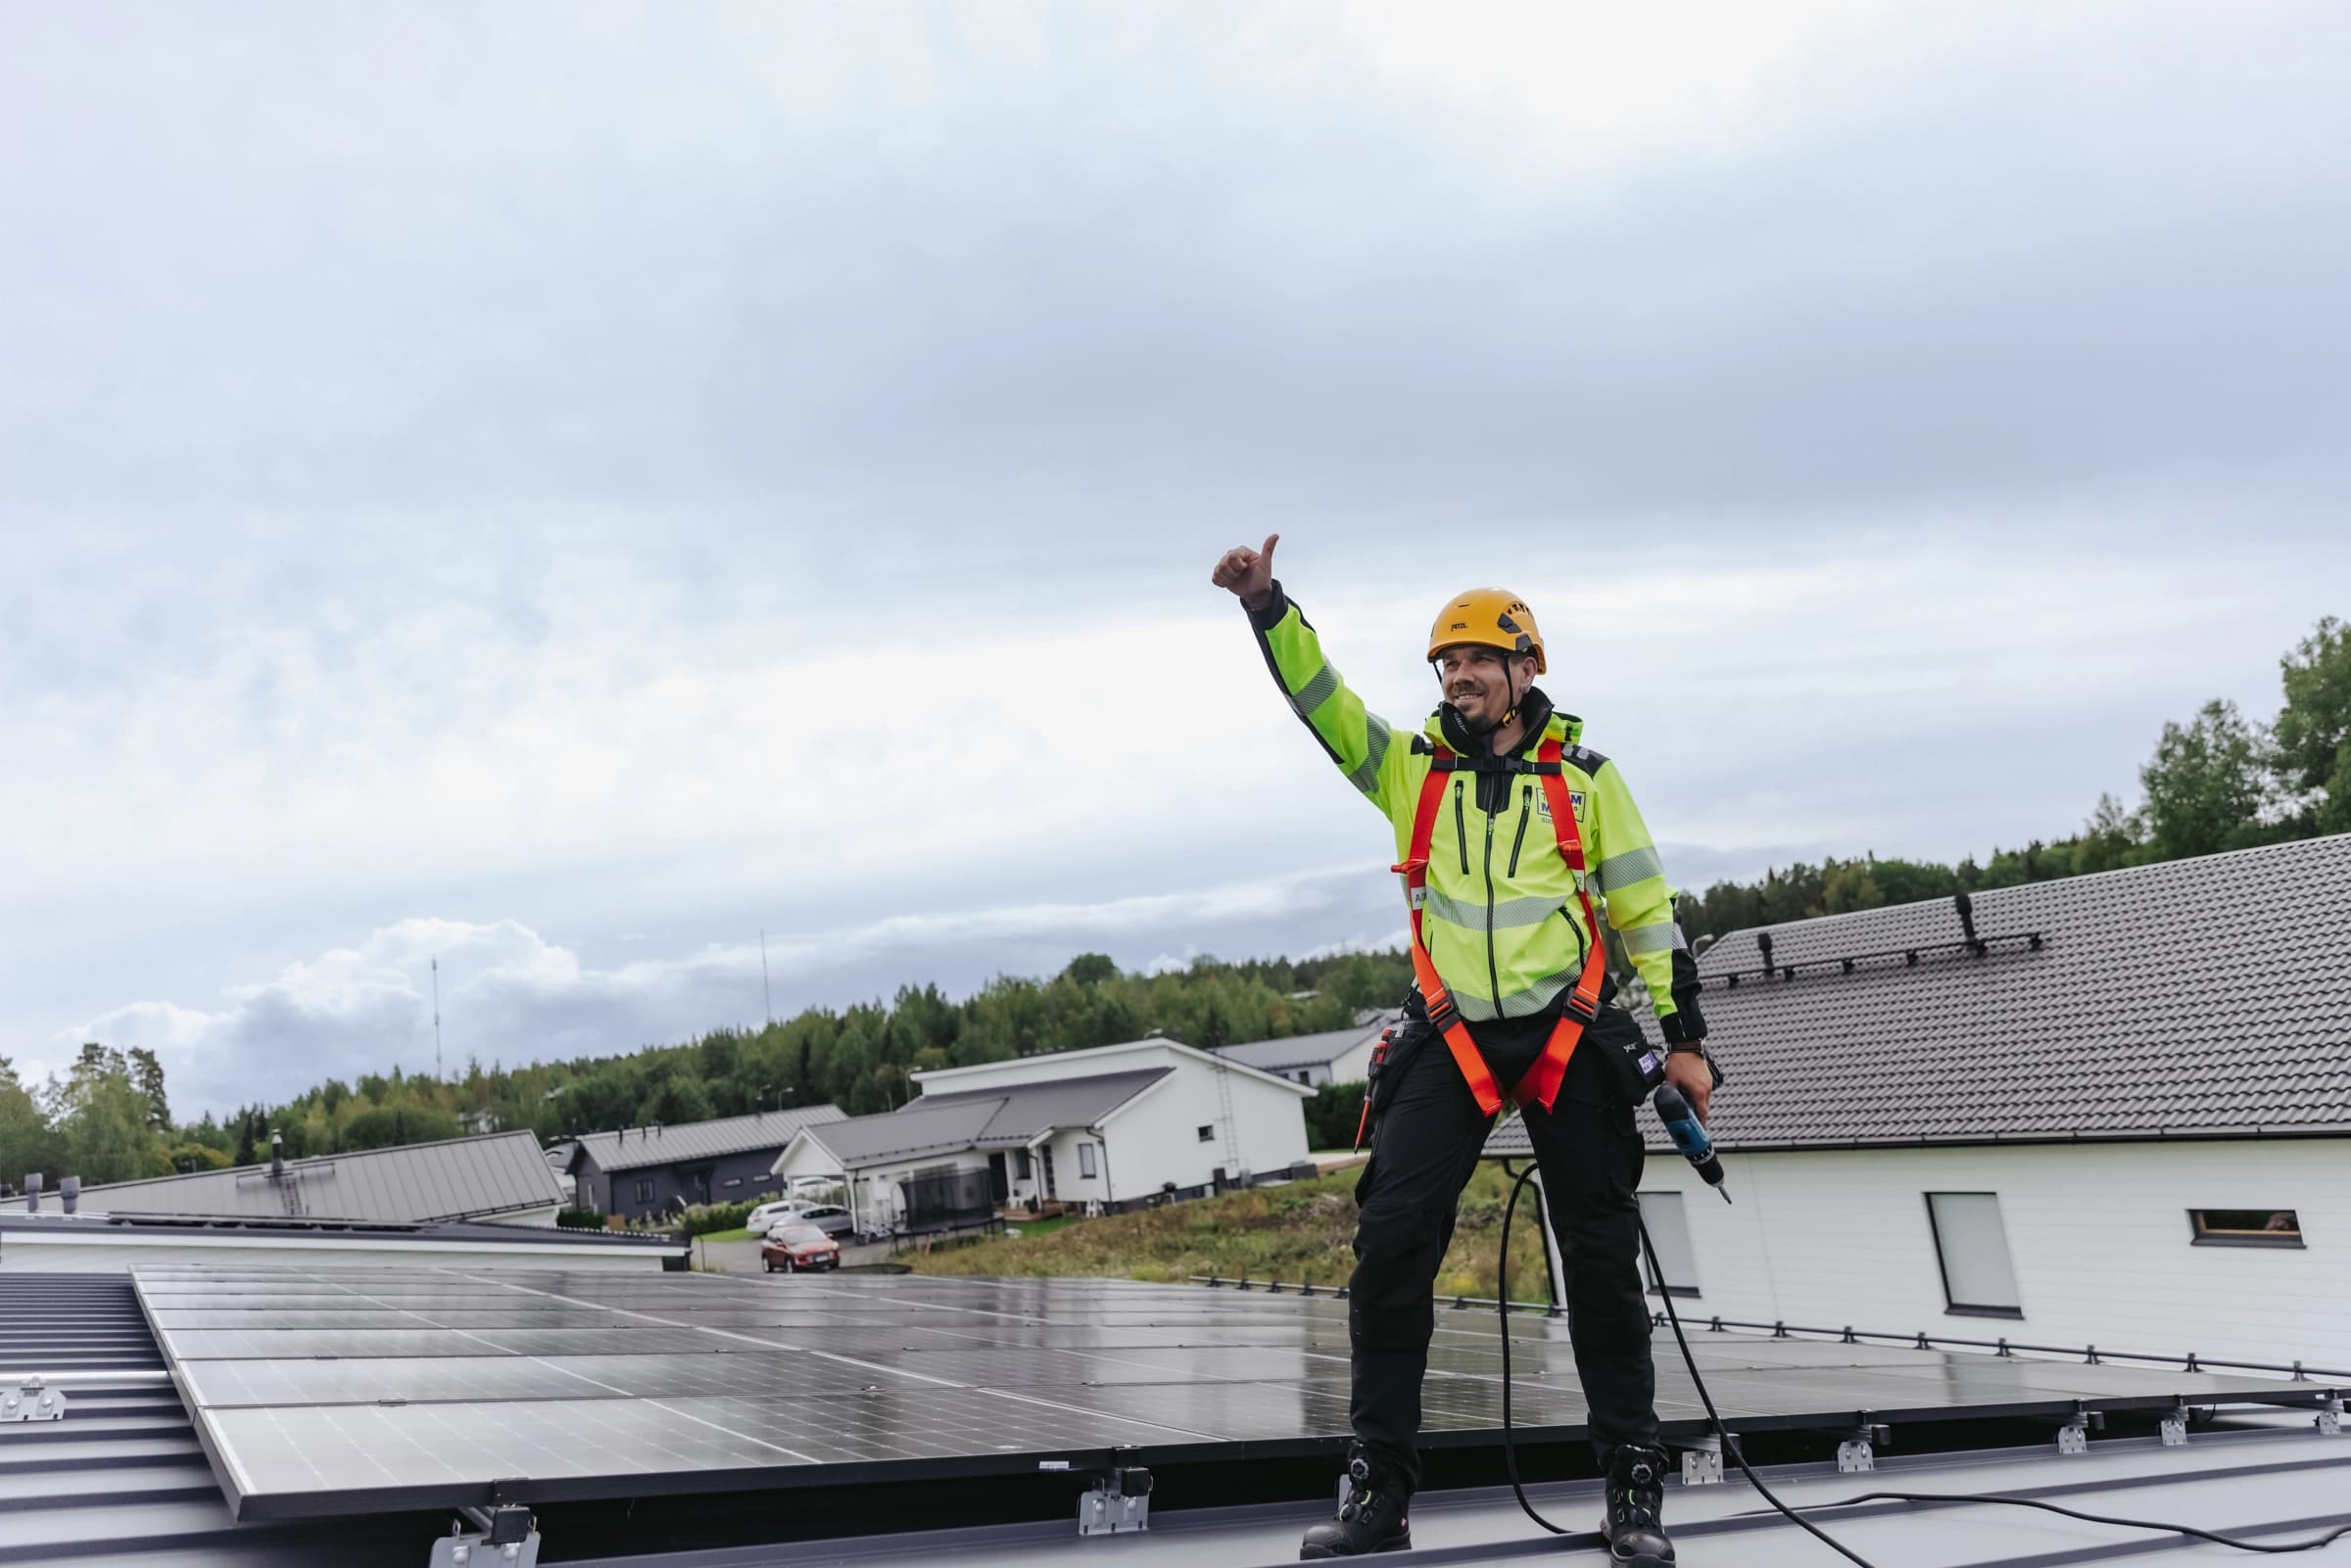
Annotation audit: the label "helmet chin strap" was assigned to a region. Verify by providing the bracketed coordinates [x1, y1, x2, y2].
[1439, 660, 1524, 748]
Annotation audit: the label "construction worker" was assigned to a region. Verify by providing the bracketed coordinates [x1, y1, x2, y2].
[1212, 535, 1715, 1565]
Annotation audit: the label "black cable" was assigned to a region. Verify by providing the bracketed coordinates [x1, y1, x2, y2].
[1497, 1163, 2351, 1559]
[1808, 1491, 2351, 1554]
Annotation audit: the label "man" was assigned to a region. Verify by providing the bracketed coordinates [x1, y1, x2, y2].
[1212, 535, 1715, 1565]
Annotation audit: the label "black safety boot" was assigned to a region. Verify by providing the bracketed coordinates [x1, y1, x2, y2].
[1601, 1444, 1675, 1565]
[1299, 1446, 1412, 1558]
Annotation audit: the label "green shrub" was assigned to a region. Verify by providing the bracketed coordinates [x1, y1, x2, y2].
[1306, 1081, 1368, 1150]
[675, 1192, 782, 1238]
[554, 1210, 605, 1230]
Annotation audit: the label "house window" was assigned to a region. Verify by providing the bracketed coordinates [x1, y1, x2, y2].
[632, 1177, 653, 1205]
[1636, 1192, 1699, 1298]
[1015, 1149, 1032, 1181]
[1927, 1193, 2022, 1317]
[1080, 1143, 1099, 1179]
[2189, 1209, 2304, 1248]
[723, 1176, 742, 1188]
[1198, 1124, 1215, 1143]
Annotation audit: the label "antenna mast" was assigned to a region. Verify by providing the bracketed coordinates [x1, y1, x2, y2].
[760, 928, 773, 1027]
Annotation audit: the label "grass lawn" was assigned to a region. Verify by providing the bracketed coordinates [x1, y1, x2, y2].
[902, 1165, 1553, 1301]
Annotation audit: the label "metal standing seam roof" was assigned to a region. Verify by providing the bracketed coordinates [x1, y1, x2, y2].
[1211, 1018, 1390, 1074]
[793, 1068, 1174, 1169]
[71, 1130, 564, 1224]
[1488, 832, 2351, 1158]
[571, 1103, 849, 1173]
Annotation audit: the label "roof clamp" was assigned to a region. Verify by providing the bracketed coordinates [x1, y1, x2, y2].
[2318, 1393, 2342, 1438]
[2160, 1400, 2191, 1448]
[1679, 1434, 1726, 1486]
[2056, 1404, 2104, 1455]
[1838, 1419, 1892, 1473]
[433, 1505, 539, 1567]
[0, 1376, 66, 1423]
[1075, 1464, 1154, 1536]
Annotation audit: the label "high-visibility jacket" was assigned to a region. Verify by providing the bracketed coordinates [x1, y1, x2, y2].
[1248, 584, 1706, 1046]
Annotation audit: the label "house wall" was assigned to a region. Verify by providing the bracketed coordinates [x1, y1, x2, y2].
[1328, 1035, 1379, 1085]
[1102, 1062, 1311, 1203]
[583, 1148, 791, 1222]
[1625, 1138, 2351, 1371]
[774, 1137, 845, 1184]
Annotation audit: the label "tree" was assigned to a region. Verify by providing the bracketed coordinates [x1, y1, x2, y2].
[2137, 699, 2278, 860]
[2275, 616, 2351, 832]
[1, 1056, 63, 1188]
[341, 1105, 462, 1151]
[62, 1067, 167, 1184]
[126, 1047, 169, 1132]
[1062, 953, 1119, 987]
[165, 1141, 234, 1173]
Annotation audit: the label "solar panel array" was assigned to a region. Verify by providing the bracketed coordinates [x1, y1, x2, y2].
[131, 1266, 2314, 1521]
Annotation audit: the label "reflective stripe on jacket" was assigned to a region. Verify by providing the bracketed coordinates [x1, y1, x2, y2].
[1248, 584, 1705, 1042]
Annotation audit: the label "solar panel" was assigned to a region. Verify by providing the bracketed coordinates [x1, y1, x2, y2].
[133, 1266, 2322, 1523]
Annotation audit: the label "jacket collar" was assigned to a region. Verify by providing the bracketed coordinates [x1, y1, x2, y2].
[1428, 685, 1580, 757]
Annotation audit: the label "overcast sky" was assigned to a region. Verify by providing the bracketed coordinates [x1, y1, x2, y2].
[4, 1, 2346, 1118]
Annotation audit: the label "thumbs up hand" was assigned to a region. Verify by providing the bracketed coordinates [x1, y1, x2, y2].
[1210, 534, 1280, 611]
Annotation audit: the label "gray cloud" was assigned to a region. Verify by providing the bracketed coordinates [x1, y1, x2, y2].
[4, 3, 2346, 1113]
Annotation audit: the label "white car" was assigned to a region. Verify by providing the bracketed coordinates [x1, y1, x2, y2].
[744, 1200, 801, 1235]
[765, 1203, 856, 1238]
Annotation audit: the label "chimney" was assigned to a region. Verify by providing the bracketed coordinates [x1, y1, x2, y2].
[23, 1172, 40, 1213]
[1756, 930, 1776, 980]
[269, 1131, 287, 1177]
[60, 1176, 78, 1215]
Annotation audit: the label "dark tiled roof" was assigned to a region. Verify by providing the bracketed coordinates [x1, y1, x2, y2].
[1213, 1017, 1392, 1073]
[796, 1069, 1173, 1168]
[573, 1104, 848, 1173]
[1489, 833, 2351, 1156]
[72, 1130, 563, 1223]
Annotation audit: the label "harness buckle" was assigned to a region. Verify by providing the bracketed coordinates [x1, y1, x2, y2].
[1423, 988, 1463, 1035]
[1559, 985, 1601, 1025]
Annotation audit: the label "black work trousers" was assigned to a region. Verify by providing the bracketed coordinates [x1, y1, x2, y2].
[1347, 1006, 1657, 1489]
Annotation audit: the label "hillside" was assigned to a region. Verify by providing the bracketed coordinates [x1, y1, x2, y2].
[903, 1164, 1555, 1302]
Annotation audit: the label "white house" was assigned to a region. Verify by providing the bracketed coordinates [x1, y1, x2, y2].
[1212, 1011, 1401, 1087]
[1488, 833, 2351, 1373]
[774, 1036, 1315, 1233]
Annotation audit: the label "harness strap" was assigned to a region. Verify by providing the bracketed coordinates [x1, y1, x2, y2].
[1394, 736, 1613, 1118]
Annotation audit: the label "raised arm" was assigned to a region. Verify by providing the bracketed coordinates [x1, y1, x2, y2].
[1212, 537, 1412, 813]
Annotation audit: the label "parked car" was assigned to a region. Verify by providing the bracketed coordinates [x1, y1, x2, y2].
[787, 1204, 855, 1238]
[761, 1221, 840, 1273]
[744, 1200, 799, 1235]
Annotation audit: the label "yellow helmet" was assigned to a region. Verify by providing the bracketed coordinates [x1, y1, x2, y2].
[1426, 588, 1546, 675]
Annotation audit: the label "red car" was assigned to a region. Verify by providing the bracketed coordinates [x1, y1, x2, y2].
[761, 1220, 840, 1273]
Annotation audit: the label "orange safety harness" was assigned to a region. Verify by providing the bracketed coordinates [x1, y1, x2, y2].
[1392, 736, 1608, 1117]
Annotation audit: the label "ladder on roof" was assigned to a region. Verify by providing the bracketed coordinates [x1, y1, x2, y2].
[1214, 1058, 1243, 1187]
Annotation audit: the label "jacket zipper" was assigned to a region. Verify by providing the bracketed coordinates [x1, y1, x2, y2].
[1507, 785, 1533, 877]
[1483, 798, 1503, 1007]
[1453, 780, 1468, 875]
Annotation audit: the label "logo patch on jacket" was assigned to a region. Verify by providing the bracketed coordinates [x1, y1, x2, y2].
[1536, 791, 1587, 822]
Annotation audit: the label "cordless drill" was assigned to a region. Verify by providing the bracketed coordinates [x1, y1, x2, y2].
[1654, 1081, 1731, 1202]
